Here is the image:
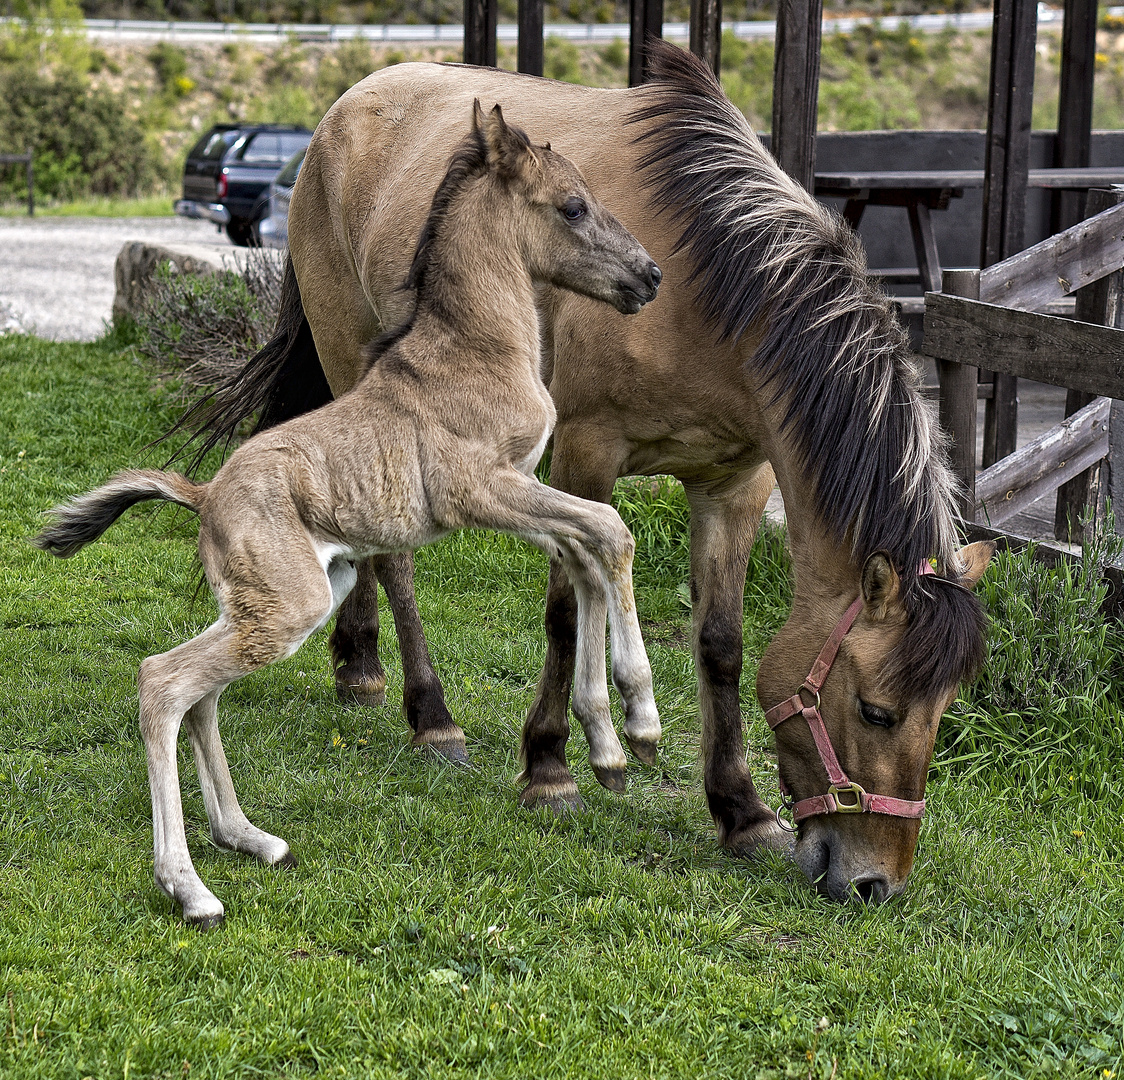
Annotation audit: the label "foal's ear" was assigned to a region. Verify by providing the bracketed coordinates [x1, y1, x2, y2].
[951, 540, 996, 589]
[477, 102, 535, 181]
[861, 552, 901, 621]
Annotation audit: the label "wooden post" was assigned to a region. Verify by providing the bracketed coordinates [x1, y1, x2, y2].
[771, 0, 823, 191]
[1055, 187, 1124, 542]
[1052, 0, 1098, 233]
[689, 0, 722, 76]
[26, 149, 33, 217]
[464, 0, 497, 67]
[629, 0, 665, 86]
[938, 268, 980, 518]
[517, 0, 544, 76]
[980, 0, 1037, 468]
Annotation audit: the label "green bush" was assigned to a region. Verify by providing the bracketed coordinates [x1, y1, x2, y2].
[941, 530, 1124, 803]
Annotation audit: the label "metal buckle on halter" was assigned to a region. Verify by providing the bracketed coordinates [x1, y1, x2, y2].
[798, 683, 821, 712]
[828, 782, 867, 813]
[775, 796, 796, 833]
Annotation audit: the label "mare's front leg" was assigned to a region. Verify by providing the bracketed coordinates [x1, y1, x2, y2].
[373, 551, 466, 763]
[331, 557, 387, 707]
[683, 467, 792, 855]
[332, 554, 464, 760]
[521, 436, 622, 810]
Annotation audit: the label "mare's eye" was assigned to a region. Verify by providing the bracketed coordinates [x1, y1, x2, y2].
[562, 199, 586, 222]
[859, 700, 897, 729]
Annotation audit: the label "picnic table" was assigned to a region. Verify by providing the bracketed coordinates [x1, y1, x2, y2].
[814, 167, 1124, 293]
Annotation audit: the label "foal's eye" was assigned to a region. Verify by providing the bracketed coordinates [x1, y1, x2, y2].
[859, 700, 897, 728]
[562, 199, 586, 222]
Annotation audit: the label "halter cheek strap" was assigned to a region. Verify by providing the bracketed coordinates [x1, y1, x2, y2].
[764, 563, 932, 826]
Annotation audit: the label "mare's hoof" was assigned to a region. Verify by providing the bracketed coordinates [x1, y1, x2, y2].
[185, 911, 225, 932]
[336, 678, 387, 708]
[724, 816, 796, 859]
[591, 764, 627, 793]
[625, 735, 659, 767]
[412, 730, 470, 765]
[520, 783, 585, 815]
[275, 850, 298, 870]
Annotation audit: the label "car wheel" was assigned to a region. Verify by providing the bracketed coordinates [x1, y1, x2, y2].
[225, 219, 260, 247]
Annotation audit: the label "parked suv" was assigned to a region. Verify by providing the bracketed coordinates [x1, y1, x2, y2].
[175, 124, 312, 246]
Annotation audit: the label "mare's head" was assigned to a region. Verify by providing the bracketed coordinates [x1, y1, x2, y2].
[464, 101, 661, 313]
[756, 543, 994, 903]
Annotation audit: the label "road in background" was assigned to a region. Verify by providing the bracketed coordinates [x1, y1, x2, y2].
[0, 217, 232, 341]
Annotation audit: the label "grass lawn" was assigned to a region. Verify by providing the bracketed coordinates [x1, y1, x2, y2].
[1, 330, 1122, 1079]
[0, 196, 176, 219]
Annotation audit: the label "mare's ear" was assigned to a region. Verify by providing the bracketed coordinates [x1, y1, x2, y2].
[861, 552, 900, 621]
[952, 540, 995, 589]
[479, 102, 534, 180]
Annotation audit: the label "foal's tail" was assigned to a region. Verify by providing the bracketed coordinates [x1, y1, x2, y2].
[160, 253, 333, 475]
[33, 470, 204, 559]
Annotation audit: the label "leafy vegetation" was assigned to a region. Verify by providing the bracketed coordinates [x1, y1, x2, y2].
[1, 320, 1123, 1078]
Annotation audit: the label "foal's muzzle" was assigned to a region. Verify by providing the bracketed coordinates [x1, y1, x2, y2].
[616, 260, 662, 313]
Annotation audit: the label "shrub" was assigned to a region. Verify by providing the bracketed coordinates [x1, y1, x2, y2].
[133, 250, 284, 396]
[941, 528, 1124, 802]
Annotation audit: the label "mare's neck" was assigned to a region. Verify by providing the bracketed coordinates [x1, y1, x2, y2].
[413, 182, 542, 365]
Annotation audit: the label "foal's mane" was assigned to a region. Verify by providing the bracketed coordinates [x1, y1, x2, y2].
[630, 41, 986, 699]
[364, 117, 532, 368]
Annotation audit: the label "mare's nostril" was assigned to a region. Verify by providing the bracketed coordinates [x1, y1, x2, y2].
[850, 875, 891, 905]
[649, 263, 662, 288]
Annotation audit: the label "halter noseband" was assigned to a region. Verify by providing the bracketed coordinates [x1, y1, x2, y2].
[764, 563, 933, 830]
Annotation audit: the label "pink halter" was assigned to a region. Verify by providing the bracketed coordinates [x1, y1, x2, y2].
[764, 563, 933, 828]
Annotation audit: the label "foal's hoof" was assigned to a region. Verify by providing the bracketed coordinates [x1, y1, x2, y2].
[723, 816, 796, 859]
[591, 764, 627, 793]
[519, 782, 585, 815]
[625, 735, 659, 767]
[412, 729, 471, 765]
[185, 910, 225, 932]
[275, 850, 299, 870]
[336, 677, 387, 708]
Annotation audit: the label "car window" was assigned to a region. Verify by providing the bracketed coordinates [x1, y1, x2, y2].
[279, 133, 311, 159]
[199, 130, 239, 161]
[241, 133, 285, 163]
[275, 146, 307, 188]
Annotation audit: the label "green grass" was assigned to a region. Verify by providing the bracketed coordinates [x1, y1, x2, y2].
[0, 195, 175, 218]
[2, 332, 1123, 1078]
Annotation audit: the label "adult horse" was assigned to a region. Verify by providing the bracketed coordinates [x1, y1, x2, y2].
[180, 42, 992, 903]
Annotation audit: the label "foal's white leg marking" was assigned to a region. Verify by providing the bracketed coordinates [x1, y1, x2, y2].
[184, 689, 292, 867]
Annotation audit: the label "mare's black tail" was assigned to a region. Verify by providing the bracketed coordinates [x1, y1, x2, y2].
[161, 254, 333, 474]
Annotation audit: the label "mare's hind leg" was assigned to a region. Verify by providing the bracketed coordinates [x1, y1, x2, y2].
[682, 466, 792, 856]
[521, 436, 621, 811]
[332, 558, 387, 707]
[183, 689, 295, 867]
[373, 552, 466, 763]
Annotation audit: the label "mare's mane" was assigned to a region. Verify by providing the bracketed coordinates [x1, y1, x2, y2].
[630, 41, 986, 699]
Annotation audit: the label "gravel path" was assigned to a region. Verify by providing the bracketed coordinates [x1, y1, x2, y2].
[0, 216, 238, 341]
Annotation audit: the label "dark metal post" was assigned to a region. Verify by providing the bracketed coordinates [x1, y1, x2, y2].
[939, 269, 981, 518]
[26, 149, 33, 217]
[517, 0, 544, 76]
[1055, 187, 1124, 541]
[1052, 0, 1098, 233]
[689, 0, 722, 76]
[629, 0, 665, 86]
[771, 0, 823, 191]
[980, 0, 1038, 467]
[464, 0, 497, 67]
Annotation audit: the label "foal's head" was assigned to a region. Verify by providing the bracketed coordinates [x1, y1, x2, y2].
[454, 102, 661, 314]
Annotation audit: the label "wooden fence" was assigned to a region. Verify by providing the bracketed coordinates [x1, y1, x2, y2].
[922, 187, 1124, 542]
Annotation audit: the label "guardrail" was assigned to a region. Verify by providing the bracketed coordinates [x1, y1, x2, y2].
[0, 8, 1071, 45]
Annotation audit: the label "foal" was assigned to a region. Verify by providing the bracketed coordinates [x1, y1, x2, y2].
[35, 103, 663, 928]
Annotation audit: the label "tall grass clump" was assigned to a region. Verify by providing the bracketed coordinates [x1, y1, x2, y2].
[941, 528, 1124, 803]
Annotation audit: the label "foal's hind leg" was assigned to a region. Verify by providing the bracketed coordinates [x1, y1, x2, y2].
[183, 689, 295, 867]
[683, 467, 792, 856]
